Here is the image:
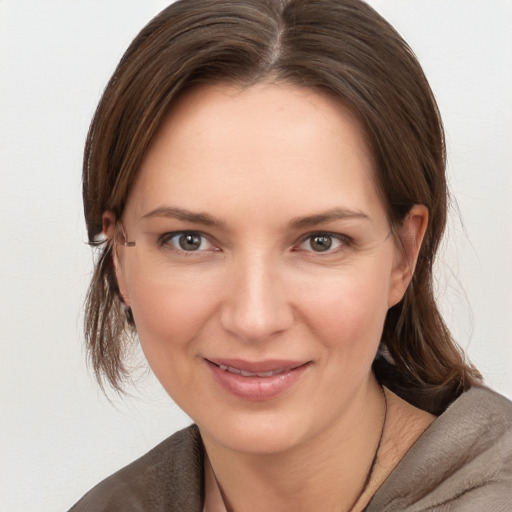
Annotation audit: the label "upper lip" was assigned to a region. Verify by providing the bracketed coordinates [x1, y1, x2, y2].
[206, 358, 308, 374]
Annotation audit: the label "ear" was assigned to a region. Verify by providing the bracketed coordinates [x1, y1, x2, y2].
[102, 211, 131, 306]
[388, 204, 428, 308]
[102, 211, 116, 240]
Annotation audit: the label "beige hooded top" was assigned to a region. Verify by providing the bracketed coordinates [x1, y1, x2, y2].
[69, 386, 512, 512]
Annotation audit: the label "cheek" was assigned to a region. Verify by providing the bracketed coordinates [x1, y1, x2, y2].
[298, 268, 392, 398]
[127, 272, 220, 361]
[126, 273, 224, 409]
[299, 263, 392, 353]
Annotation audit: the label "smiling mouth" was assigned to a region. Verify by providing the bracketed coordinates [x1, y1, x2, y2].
[206, 358, 308, 376]
[205, 359, 310, 401]
[214, 363, 291, 378]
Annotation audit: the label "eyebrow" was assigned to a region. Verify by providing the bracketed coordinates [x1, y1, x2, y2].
[288, 208, 370, 229]
[141, 206, 225, 228]
[141, 205, 369, 230]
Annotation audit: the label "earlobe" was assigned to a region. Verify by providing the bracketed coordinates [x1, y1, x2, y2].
[388, 205, 428, 308]
[102, 211, 131, 307]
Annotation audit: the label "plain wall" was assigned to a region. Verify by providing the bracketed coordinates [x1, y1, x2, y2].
[0, 1, 510, 510]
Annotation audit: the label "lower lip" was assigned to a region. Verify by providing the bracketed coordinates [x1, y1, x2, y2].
[206, 360, 310, 402]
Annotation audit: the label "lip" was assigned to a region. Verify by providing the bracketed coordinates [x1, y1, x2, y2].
[205, 358, 310, 402]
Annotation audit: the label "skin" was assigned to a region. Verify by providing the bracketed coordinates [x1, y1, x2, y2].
[106, 82, 434, 511]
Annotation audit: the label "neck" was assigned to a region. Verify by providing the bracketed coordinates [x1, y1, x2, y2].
[201, 375, 387, 512]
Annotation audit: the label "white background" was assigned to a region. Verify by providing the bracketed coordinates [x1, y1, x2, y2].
[0, 1, 510, 510]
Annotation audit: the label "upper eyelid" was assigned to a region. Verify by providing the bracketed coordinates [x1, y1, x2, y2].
[296, 231, 351, 244]
[158, 230, 217, 248]
[159, 229, 212, 239]
[293, 231, 352, 253]
[156, 230, 351, 249]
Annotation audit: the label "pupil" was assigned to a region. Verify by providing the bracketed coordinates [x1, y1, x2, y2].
[311, 235, 332, 252]
[179, 233, 201, 251]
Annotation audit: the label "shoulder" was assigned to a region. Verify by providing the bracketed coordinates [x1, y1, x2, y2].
[67, 424, 204, 512]
[367, 386, 512, 511]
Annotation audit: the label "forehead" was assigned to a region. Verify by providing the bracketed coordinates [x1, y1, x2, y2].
[149, 81, 373, 168]
[125, 82, 384, 228]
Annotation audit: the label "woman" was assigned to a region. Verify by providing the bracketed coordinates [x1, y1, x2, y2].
[70, 0, 512, 510]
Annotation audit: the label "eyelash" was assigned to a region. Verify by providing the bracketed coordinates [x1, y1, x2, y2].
[295, 232, 352, 254]
[158, 231, 217, 253]
[157, 231, 352, 255]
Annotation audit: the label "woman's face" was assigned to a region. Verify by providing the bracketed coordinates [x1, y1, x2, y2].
[113, 83, 422, 455]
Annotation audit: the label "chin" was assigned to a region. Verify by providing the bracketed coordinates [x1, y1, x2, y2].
[196, 407, 317, 456]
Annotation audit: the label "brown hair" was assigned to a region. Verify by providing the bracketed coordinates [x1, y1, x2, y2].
[83, 0, 481, 410]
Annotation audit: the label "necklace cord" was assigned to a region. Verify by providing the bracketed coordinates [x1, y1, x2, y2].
[204, 384, 389, 512]
[347, 384, 388, 512]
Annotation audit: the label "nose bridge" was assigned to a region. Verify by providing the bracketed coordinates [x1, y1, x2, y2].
[220, 248, 293, 342]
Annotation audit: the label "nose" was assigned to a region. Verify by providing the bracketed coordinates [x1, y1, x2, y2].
[220, 253, 294, 343]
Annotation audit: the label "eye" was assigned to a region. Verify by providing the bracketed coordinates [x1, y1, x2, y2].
[159, 231, 215, 252]
[297, 233, 350, 253]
